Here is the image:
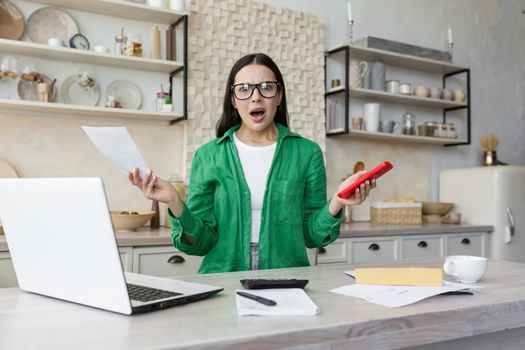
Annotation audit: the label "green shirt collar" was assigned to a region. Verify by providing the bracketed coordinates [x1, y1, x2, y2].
[216, 122, 299, 144]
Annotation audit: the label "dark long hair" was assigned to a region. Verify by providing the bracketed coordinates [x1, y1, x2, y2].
[215, 53, 289, 137]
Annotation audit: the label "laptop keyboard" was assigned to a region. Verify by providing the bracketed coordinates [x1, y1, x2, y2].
[127, 283, 182, 302]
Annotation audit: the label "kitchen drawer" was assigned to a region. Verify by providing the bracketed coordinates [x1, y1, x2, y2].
[446, 233, 486, 257]
[132, 246, 202, 277]
[349, 238, 397, 264]
[317, 238, 348, 264]
[119, 247, 133, 272]
[0, 251, 18, 288]
[401, 235, 443, 259]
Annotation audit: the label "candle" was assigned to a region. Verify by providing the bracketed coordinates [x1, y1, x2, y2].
[448, 28, 453, 44]
[347, 2, 352, 22]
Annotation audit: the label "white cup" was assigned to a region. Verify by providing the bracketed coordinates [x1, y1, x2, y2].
[148, 0, 167, 8]
[169, 0, 185, 11]
[47, 37, 64, 47]
[94, 45, 108, 53]
[363, 103, 381, 132]
[443, 255, 488, 283]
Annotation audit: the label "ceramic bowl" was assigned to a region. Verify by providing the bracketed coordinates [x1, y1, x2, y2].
[421, 202, 454, 215]
[111, 211, 155, 231]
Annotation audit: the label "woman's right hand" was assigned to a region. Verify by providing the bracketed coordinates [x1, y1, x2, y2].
[128, 168, 182, 212]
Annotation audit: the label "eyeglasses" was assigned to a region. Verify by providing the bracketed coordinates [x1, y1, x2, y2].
[231, 81, 281, 100]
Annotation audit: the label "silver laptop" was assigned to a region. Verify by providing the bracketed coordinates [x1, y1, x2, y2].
[0, 177, 223, 315]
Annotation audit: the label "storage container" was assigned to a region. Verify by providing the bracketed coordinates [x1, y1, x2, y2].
[370, 202, 422, 224]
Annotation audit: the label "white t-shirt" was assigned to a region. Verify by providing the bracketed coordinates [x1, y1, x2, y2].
[233, 133, 276, 243]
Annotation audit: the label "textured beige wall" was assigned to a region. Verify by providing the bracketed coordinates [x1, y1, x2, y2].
[0, 112, 183, 212]
[325, 137, 430, 220]
[184, 0, 326, 177]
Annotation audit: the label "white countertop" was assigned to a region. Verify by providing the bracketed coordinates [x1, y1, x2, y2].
[1, 258, 524, 349]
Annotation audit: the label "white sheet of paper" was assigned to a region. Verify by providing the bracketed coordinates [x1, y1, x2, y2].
[236, 289, 319, 316]
[334, 270, 473, 308]
[331, 283, 470, 308]
[82, 126, 149, 178]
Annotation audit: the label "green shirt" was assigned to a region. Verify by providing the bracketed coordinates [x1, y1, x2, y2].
[169, 123, 342, 273]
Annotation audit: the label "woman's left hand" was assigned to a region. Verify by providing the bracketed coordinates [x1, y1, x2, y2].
[329, 171, 376, 216]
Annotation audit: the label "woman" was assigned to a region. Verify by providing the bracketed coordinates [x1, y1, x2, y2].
[129, 53, 374, 273]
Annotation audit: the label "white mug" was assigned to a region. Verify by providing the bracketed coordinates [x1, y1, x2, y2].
[363, 103, 380, 132]
[94, 45, 108, 53]
[148, 0, 167, 8]
[47, 37, 64, 47]
[443, 255, 488, 283]
[169, 0, 185, 11]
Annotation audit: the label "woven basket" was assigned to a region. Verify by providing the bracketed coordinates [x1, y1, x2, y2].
[370, 202, 422, 225]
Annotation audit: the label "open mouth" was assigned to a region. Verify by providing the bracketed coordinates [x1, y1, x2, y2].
[249, 107, 266, 121]
[249, 107, 265, 116]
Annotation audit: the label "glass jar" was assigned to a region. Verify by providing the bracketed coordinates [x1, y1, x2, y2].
[401, 110, 416, 135]
[155, 91, 170, 112]
[165, 173, 187, 227]
[105, 95, 121, 108]
[114, 28, 126, 55]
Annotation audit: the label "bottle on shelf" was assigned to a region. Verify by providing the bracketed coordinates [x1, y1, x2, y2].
[150, 26, 161, 59]
[114, 28, 126, 55]
[401, 109, 416, 135]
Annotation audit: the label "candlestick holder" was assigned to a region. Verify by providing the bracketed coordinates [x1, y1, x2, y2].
[348, 20, 354, 45]
[448, 42, 454, 62]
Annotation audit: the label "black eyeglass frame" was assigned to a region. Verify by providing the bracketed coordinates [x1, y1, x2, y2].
[230, 81, 281, 100]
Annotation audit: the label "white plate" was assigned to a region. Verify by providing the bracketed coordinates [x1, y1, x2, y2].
[105, 80, 142, 110]
[27, 7, 79, 45]
[17, 74, 57, 102]
[61, 74, 100, 106]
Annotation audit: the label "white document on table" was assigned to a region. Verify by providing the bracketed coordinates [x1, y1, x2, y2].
[82, 126, 149, 177]
[332, 270, 473, 308]
[236, 288, 319, 316]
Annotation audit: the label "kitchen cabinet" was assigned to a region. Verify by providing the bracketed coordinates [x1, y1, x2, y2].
[0, 245, 201, 288]
[324, 45, 470, 146]
[318, 231, 488, 265]
[0, 251, 17, 288]
[132, 246, 202, 277]
[1, 0, 188, 125]
[119, 246, 134, 272]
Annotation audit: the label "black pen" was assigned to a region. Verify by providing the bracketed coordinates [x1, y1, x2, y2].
[236, 291, 277, 306]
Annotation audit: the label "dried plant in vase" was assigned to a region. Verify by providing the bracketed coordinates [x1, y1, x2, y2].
[479, 134, 500, 166]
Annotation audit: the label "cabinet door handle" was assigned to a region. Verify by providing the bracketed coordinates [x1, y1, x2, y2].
[318, 247, 327, 254]
[368, 243, 380, 251]
[417, 241, 428, 248]
[167, 255, 185, 264]
[461, 238, 471, 245]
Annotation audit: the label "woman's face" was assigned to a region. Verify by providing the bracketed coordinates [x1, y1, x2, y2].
[232, 64, 282, 134]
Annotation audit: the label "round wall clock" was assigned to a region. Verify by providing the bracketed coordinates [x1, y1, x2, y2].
[69, 33, 90, 50]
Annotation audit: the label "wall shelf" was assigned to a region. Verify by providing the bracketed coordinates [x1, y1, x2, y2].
[328, 129, 466, 145]
[0, 99, 182, 124]
[28, 0, 187, 24]
[0, 39, 182, 73]
[2, 1, 189, 124]
[348, 44, 467, 74]
[324, 45, 470, 146]
[349, 87, 467, 109]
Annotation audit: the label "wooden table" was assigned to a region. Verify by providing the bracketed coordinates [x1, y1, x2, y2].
[1, 258, 525, 350]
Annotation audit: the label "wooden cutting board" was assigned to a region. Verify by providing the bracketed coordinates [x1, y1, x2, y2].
[0, 159, 18, 178]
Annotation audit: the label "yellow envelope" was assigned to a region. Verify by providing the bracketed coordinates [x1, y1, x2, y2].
[355, 268, 442, 287]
